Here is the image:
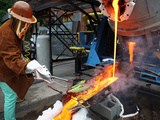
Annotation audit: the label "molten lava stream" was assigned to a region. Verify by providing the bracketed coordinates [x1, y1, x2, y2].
[127, 42, 136, 64]
[112, 0, 119, 77]
[53, 98, 78, 120]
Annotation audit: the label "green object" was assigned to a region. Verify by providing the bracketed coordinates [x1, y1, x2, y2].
[0, 82, 17, 120]
[68, 85, 91, 93]
[71, 80, 85, 89]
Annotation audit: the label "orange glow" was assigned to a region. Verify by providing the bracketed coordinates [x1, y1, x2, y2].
[112, 0, 119, 77]
[53, 99, 78, 120]
[76, 65, 118, 101]
[53, 65, 119, 120]
[53, 1, 120, 119]
[127, 42, 136, 64]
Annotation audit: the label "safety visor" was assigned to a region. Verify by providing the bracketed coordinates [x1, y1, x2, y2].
[12, 18, 31, 39]
[23, 23, 35, 41]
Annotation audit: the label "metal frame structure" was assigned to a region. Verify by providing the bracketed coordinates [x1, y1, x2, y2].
[27, 0, 100, 73]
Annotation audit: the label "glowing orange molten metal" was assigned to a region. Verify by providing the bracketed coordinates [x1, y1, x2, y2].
[53, 65, 119, 120]
[52, 99, 78, 120]
[112, 0, 119, 77]
[53, 1, 120, 119]
[127, 42, 136, 64]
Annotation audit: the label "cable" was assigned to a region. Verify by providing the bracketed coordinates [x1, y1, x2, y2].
[109, 93, 139, 118]
[24, 40, 31, 62]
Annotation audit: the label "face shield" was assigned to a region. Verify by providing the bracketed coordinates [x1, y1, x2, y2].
[12, 17, 33, 40]
[23, 23, 35, 41]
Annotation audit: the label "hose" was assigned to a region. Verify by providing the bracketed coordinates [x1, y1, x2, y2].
[109, 93, 139, 118]
[24, 40, 31, 62]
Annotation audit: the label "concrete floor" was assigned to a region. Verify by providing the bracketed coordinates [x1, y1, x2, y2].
[0, 59, 160, 120]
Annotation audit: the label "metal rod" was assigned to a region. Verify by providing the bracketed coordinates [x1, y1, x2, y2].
[49, 8, 53, 74]
[64, 0, 97, 22]
[138, 89, 160, 98]
[50, 10, 77, 42]
[37, 77, 71, 89]
[48, 85, 64, 94]
[143, 68, 160, 76]
[77, 0, 100, 6]
[64, 0, 98, 35]
[51, 78, 71, 89]
[51, 76, 74, 83]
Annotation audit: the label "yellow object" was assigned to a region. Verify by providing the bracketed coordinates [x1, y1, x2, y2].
[16, 97, 25, 103]
[77, 32, 80, 43]
[82, 12, 103, 25]
[70, 46, 85, 50]
[24, 40, 31, 62]
[153, 51, 160, 60]
[80, 31, 94, 33]
[112, 0, 119, 77]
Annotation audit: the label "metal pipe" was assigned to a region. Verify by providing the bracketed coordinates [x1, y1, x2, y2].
[142, 68, 160, 76]
[50, 78, 71, 90]
[51, 76, 74, 83]
[138, 89, 160, 99]
[49, 8, 53, 73]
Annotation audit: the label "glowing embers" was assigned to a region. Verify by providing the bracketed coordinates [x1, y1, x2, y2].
[53, 64, 119, 120]
[76, 64, 119, 101]
[127, 42, 136, 64]
[53, 98, 78, 120]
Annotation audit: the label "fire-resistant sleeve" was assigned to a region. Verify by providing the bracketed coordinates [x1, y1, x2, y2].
[0, 35, 28, 75]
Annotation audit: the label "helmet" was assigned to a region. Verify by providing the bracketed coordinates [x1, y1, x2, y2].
[8, 1, 37, 23]
[9, 1, 37, 39]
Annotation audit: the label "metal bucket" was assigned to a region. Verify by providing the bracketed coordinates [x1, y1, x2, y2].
[108, 0, 160, 49]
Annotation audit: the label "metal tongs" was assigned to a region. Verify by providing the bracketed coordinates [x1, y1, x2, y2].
[49, 76, 71, 89]
[33, 65, 73, 90]
[50, 76, 74, 84]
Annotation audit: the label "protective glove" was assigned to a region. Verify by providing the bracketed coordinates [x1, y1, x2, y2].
[25, 60, 51, 83]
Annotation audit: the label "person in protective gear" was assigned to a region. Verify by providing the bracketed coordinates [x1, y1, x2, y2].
[0, 1, 51, 120]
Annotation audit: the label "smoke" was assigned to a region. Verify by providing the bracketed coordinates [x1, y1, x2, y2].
[110, 72, 136, 93]
[109, 35, 155, 94]
[109, 62, 137, 95]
